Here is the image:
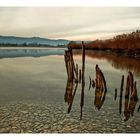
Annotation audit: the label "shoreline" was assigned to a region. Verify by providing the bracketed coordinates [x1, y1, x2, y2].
[71, 48, 140, 58]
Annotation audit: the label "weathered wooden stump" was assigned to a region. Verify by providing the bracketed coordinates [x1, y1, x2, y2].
[123, 72, 138, 121]
[94, 65, 107, 110]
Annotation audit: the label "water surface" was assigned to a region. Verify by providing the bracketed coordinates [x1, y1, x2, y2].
[0, 48, 140, 133]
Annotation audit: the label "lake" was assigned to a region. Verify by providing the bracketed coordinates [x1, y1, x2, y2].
[0, 47, 140, 133]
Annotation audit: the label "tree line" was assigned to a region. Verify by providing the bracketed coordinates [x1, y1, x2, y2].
[0, 42, 66, 48]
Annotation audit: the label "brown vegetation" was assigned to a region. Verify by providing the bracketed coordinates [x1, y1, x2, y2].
[68, 30, 140, 56]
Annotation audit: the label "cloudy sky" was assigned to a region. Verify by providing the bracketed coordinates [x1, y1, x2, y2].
[0, 7, 140, 40]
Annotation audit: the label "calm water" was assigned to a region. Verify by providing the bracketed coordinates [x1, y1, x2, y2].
[0, 48, 140, 133]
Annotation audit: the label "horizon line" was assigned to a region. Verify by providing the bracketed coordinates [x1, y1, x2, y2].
[0, 29, 139, 42]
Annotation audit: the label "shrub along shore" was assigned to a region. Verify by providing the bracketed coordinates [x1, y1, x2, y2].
[68, 30, 140, 57]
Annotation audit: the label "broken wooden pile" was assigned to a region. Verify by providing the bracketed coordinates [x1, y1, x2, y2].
[64, 41, 139, 121]
[94, 64, 107, 110]
[64, 42, 84, 119]
[115, 72, 139, 121]
[124, 72, 138, 121]
[64, 41, 108, 120]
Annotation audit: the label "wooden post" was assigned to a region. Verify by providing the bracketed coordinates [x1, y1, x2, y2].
[64, 51, 69, 78]
[64, 50, 72, 80]
[131, 81, 138, 101]
[89, 76, 92, 90]
[114, 88, 117, 100]
[124, 72, 138, 121]
[65, 47, 80, 115]
[119, 75, 124, 114]
[69, 48, 76, 76]
[129, 71, 134, 95]
[92, 80, 95, 88]
[80, 41, 86, 120]
[79, 69, 81, 83]
[129, 81, 138, 116]
[123, 75, 130, 121]
[68, 82, 78, 113]
[125, 75, 130, 99]
[75, 63, 78, 83]
[64, 79, 74, 105]
[94, 65, 107, 110]
[64, 50, 75, 81]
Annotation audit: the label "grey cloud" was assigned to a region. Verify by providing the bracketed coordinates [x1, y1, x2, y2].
[0, 7, 140, 40]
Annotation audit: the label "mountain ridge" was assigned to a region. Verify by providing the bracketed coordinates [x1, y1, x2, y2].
[0, 35, 70, 46]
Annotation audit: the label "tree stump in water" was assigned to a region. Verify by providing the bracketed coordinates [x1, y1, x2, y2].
[123, 72, 138, 121]
[94, 64, 107, 110]
[64, 48, 79, 114]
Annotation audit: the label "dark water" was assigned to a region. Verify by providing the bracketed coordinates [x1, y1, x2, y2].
[0, 48, 140, 133]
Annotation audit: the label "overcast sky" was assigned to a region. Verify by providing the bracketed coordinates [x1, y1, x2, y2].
[0, 7, 140, 40]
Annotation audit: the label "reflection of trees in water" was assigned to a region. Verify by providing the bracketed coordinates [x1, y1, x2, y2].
[64, 46, 140, 121]
[73, 50, 140, 76]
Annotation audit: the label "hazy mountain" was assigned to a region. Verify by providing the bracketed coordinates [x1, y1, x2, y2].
[0, 35, 69, 46]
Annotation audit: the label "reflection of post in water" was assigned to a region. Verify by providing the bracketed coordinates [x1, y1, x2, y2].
[94, 65, 107, 110]
[64, 47, 79, 113]
[80, 41, 86, 120]
[123, 72, 138, 121]
[89, 76, 95, 90]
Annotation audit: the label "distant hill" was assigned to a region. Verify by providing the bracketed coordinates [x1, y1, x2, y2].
[0, 35, 70, 47]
